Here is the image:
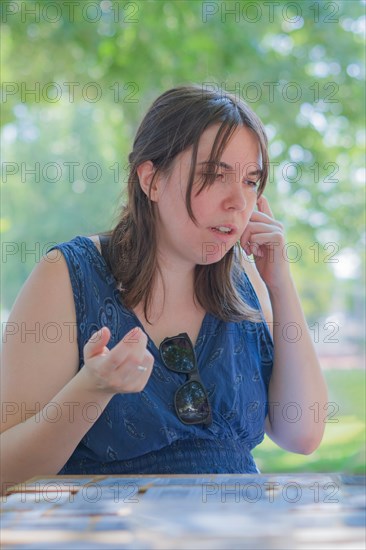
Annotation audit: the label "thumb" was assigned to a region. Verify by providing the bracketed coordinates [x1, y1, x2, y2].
[84, 326, 111, 361]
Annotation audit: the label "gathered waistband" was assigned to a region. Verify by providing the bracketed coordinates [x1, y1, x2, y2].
[59, 438, 259, 476]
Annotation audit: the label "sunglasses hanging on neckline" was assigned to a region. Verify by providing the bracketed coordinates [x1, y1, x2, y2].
[159, 332, 212, 426]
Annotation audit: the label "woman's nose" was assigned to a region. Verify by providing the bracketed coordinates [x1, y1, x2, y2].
[223, 184, 247, 211]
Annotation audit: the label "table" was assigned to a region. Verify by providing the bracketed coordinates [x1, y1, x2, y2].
[1, 473, 365, 549]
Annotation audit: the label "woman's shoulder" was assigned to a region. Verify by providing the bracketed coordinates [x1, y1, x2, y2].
[43, 234, 113, 302]
[86, 234, 102, 254]
[47, 234, 100, 252]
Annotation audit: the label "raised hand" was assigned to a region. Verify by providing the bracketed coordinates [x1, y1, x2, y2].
[240, 195, 290, 289]
[81, 326, 154, 396]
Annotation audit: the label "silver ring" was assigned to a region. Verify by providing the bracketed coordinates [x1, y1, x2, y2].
[137, 365, 148, 372]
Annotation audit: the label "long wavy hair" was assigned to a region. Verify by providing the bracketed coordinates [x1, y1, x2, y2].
[100, 85, 269, 324]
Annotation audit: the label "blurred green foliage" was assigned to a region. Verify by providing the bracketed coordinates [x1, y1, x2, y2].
[0, 0, 365, 474]
[253, 369, 365, 473]
[1, 1, 365, 323]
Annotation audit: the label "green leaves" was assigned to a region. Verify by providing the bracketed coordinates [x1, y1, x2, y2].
[1, 0, 365, 320]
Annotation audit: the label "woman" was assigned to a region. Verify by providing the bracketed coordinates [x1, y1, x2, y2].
[1, 85, 328, 486]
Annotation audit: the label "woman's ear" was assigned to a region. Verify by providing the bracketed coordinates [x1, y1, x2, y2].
[136, 161, 160, 202]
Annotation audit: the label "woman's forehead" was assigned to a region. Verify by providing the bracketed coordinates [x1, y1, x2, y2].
[199, 124, 259, 150]
[179, 124, 262, 167]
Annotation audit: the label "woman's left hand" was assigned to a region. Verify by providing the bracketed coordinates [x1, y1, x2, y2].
[240, 195, 290, 290]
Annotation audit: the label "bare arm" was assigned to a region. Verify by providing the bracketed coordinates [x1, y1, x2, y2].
[1, 249, 153, 491]
[264, 274, 328, 454]
[241, 197, 328, 454]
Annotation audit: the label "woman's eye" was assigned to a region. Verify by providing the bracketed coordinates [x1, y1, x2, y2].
[201, 172, 224, 181]
[245, 180, 258, 188]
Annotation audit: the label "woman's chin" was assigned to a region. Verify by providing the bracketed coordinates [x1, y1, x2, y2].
[198, 241, 234, 265]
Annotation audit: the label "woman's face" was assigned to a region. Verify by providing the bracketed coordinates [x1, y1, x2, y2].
[154, 124, 263, 267]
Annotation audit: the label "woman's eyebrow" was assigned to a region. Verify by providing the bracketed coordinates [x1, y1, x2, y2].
[197, 161, 232, 170]
[247, 168, 263, 178]
[197, 161, 263, 177]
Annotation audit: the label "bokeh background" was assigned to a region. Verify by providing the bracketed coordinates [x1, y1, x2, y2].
[1, 0, 365, 472]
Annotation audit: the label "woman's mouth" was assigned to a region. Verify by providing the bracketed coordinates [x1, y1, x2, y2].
[209, 224, 238, 236]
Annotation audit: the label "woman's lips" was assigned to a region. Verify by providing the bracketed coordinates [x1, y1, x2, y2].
[209, 223, 238, 234]
[209, 227, 237, 241]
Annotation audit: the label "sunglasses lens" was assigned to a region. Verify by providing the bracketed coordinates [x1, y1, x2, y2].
[175, 381, 210, 424]
[161, 338, 195, 373]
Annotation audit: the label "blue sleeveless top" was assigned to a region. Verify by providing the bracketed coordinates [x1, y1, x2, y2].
[47, 236, 273, 475]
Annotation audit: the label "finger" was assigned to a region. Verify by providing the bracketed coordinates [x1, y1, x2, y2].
[137, 365, 148, 372]
[122, 326, 147, 345]
[138, 349, 154, 369]
[137, 350, 155, 374]
[240, 221, 281, 249]
[107, 327, 148, 369]
[84, 326, 111, 361]
[243, 230, 283, 256]
[246, 243, 264, 258]
[257, 195, 274, 218]
[123, 351, 154, 389]
[249, 210, 282, 228]
[244, 222, 282, 235]
[247, 232, 283, 247]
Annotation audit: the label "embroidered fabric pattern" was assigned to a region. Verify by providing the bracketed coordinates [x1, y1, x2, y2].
[47, 236, 273, 475]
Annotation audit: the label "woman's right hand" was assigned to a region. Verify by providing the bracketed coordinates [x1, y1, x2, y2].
[80, 326, 154, 396]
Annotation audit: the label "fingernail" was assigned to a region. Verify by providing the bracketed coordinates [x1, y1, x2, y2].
[123, 327, 140, 343]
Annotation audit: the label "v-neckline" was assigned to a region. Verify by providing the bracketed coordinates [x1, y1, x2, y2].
[83, 235, 212, 355]
[127, 307, 210, 355]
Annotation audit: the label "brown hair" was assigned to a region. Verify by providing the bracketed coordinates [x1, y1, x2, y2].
[102, 85, 269, 324]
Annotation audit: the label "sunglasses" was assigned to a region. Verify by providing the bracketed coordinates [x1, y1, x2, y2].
[159, 332, 212, 426]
